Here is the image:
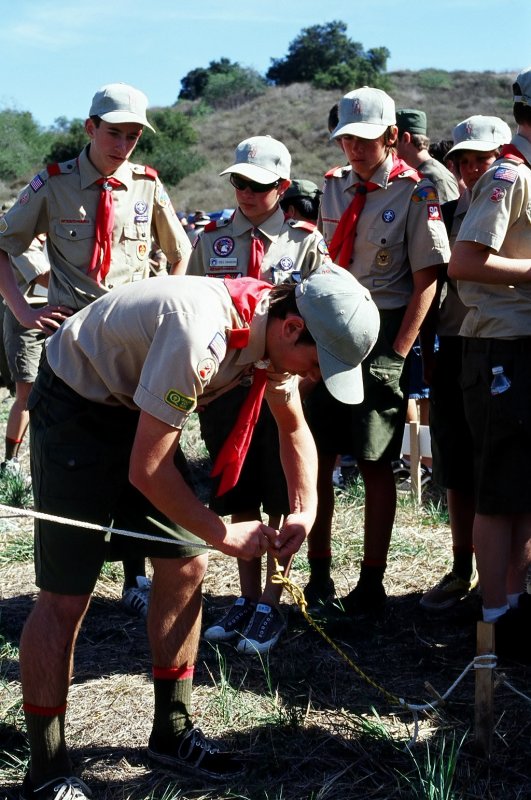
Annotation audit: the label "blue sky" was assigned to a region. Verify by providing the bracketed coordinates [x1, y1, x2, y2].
[1, 0, 530, 129]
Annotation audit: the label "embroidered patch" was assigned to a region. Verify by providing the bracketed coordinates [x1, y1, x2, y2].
[164, 389, 196, 413]
[317, 238, 329, 255]
[0, 218, 7, 233]
[208, 331, 227, 362]
[209, 258, 238, 268]
[375, 249, 391, 269]
[134, 214, 148, 223]
[137, 242, 147, 259]
[382, 209, 395, 223]
[135, 201, 148, 215]
[493, 166, 517, 184]
[427, 203, 442, 221]
[213, 236, 235, 256]
[158, 191, 169, 207]
[19, 192, 30, 206]
[197, 357, 216, 382]
[490, 187, 506, 203]
[412, 186, 438, 203]
[30, 174, 44, 193]
[278, 256, 294, 271]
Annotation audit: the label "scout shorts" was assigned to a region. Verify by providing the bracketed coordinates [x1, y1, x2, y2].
[305, 307, 409, 461]
[199, 383, 289, 518]
[3, 305, 45, 383]
[462, 337, 531, 515]
[29, 361, 206, 595]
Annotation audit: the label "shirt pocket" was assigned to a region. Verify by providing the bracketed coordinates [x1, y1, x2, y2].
[367, 225, 405, 273]
[122, 223, 151, 266]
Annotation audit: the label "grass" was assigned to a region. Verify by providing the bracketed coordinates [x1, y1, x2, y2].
[2, 413, 531, 799]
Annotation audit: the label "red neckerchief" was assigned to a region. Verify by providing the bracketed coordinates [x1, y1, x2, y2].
[211, 277, 273, 496]
[499, 143, 529, 167]
[328, 155, 419, 268]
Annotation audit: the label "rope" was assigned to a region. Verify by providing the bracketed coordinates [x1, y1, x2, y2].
[0, 503, 211, 549]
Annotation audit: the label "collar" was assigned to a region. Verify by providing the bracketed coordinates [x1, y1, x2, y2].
[78, 145, 134, 191]
[231, 205, 286, 243]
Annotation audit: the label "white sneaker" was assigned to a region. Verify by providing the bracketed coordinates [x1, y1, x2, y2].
[121, 575, 151, 618]
[1, 457, 21, 476]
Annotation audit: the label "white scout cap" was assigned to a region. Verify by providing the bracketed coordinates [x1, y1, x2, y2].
[295, 264, 380, 404]
[89, 83, 155, 132]
[447, 115, 512, 156]
[331, 87, 396, 141]
[514, 66, 531, 104]
[220, 135, 291, 183]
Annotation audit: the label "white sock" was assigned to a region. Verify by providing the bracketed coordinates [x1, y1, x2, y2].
[507, 592, 522, 609]
[482, 604, 509, 623]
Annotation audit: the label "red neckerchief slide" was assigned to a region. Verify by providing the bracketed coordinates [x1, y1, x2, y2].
[210, 277, 273, 496]
[328, 155, 419, 268]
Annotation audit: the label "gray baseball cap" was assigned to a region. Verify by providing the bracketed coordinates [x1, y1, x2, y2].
[89, 83, 155, 132]
[514, 66, 531, 104]
[295, 264, 380, 404]
[331, 87, 396, 141]
[447, 115, 512, 156]
[220, 135, 291, 183]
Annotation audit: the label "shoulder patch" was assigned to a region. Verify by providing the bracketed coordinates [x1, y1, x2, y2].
[493, 166, 518, 184]
[164, 389, 196, 414]
[412, 185, 439, 204]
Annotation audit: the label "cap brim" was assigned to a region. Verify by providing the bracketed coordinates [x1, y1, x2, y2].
[446, 140, 501, 156]
[318, 346, 364, 404]
[99, 110, 155, 133]
[331, 122, 388, 141]
[219, 163, 284, 183]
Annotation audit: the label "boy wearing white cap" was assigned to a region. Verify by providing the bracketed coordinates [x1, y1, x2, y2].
[0, 82, 192, 618]
[448, 69, 531, 660]
[421, 115, 511, 611]
[304, 86, 450, 617]
[188, 136, 332, 654]
[17, 266, 378, 797]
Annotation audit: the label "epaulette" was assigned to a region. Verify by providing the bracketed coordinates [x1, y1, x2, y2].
[131, 164, 158, 179]
[398, 167, 421, 182]
[286, 218, 316, 233]
[205, 218, 230, 233]
[324, 165, 350, 179]
[43, 159, 77, 179]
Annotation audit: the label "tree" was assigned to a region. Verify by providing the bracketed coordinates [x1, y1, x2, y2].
[0, 110, 52, 181]
[133, 108, 205, 185]
[179, 58, 239, 101]
[202, 67, 266, 110]
[46, 119, 88, 163]
[266, 20, 389, 90]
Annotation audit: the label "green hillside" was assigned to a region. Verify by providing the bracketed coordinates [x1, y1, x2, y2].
[171, 69, 515, 213]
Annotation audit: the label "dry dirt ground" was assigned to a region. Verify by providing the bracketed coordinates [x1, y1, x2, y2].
[1, 408, 531, 800]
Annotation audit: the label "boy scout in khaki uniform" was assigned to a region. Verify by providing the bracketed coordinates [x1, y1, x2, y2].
[188, 137, 332, 655]
[304, 86, 450, 617]
[448, 67, 531, 662]
[0, 82, 192, 618]
[17, 266, 378, 798]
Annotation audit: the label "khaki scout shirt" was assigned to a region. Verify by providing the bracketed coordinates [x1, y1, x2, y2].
[457, 134, 531, 338]
[187, 206, 331, 283]
[418, 157, 460, 204]
[10, 237, 49, 305]
[0, 147, 191, 310]
[46, 275, 296, 429]
[319, 154, 450, 309]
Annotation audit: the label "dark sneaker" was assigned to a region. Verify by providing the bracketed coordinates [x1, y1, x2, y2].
[203, 597, 256, 643]
[236, 603, 286, 655]
[392, 458, 410, 482]
[303, 577, 335, 614]
[20, 774, 92, 800]
[420, 570, 479, 611]
[148, 726, 244, 781]
[121, 575, 151, 619]
[333, 581, 387, 618]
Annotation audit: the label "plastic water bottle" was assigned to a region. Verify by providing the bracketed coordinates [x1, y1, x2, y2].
[490, 365, 511, 395]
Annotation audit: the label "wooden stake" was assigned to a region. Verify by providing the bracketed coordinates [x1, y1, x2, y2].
[474, 621, 495, 757]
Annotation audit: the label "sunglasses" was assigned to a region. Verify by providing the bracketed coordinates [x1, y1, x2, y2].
[230, 174, 281, 193]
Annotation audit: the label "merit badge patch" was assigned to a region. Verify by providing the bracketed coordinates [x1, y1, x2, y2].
[208, 331, 227, 363]
[213, 236, 235, 257]
[490, 187, 506, 203]
[493, 167, 517, 184]
[197, 357, 216, 382]
[30, 174, 45, 193]
[382, 209, 395, 223]
[427, 203, 442, 221]
[164, 389, 196, 413]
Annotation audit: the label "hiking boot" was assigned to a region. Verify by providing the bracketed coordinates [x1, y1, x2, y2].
[203, 597, 256, 643]
[303, 577, 335, 615]
[121, 575, 151, 618]
[334, 581, 387, 618]
[420, 570, 479, 611]
[147, 726, 244, 781]
[236, 603, 286, 655]
[20, 774, 92, 800]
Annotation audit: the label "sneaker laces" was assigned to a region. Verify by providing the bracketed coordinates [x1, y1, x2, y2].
[178, 727, 220, 767]
[34, 777, 92, 799]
